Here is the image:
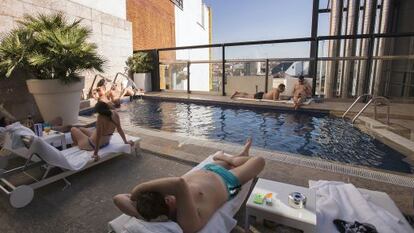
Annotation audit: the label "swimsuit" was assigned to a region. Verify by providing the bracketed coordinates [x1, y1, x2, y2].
[88, 134, 112, 149]
[254, 92, 264, 99]
[203, 163, 241, 200]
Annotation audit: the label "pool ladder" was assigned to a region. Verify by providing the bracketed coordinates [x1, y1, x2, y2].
[342, 94, 390, 125]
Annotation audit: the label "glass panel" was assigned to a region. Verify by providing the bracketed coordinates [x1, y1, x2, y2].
[189, 63, 211, 92]
[160, 63, 187, 91]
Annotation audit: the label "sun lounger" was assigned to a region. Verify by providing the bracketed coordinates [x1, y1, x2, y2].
[108, 153, 254, 233]
[0, 128, 141, 208]
[309, 180, 413, 233]
[234, 97, 314, 105]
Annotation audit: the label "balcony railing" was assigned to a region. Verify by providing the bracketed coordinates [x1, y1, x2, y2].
[136, 32, 414, 99]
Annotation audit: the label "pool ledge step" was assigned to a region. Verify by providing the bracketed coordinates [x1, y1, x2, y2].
[356, 116, 414, 163]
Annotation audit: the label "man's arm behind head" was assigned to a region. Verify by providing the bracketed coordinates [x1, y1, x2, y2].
[113, 194, 141, 218]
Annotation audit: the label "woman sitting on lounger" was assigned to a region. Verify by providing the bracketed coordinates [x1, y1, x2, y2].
[70, 101, 133, 161]
[230, 84, 285, 100]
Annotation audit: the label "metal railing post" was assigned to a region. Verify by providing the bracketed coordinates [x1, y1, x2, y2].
[310, 0, 320, 96]
[154, 49, 160, 91]
[265, 59, 269, 92]
[312, 38, 319, 96]
[187, 62, 191, 94]
[222, 45, 226, 96]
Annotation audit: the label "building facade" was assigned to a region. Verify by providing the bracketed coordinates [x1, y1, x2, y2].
[127, 0, 212, 92]
[324, 0, 414, 99]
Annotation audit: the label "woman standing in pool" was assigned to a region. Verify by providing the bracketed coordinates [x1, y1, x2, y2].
[70, 101, 133, 161]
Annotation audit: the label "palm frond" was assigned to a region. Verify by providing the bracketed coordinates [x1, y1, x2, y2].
[0, 12, 105, 82]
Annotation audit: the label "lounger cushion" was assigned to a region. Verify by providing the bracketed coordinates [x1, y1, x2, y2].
[28, 133, 135, 171]
[108, 152, 253, 233]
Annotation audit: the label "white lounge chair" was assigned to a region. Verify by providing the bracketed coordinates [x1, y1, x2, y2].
[0, 128, 141, 208]
[108, 153, 254, 233]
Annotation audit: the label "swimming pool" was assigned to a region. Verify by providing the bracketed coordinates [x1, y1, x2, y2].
[110, 99, 412, 173]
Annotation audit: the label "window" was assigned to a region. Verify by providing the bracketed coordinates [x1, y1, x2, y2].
[170, 0, 183, 10]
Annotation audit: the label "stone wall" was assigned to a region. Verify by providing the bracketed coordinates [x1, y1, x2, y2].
[0, 0, 132, 120]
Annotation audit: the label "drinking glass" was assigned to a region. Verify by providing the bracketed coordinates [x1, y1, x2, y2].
[44, 122, 51, 135]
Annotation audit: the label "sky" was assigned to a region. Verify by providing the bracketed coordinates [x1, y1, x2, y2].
[202, 0, 330, 59]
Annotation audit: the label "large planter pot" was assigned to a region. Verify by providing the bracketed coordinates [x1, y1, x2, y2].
[133, 73, 152, 92]
[26, 78, 84, 125]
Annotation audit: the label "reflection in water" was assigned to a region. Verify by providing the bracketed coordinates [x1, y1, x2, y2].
[125, 99, 412, 173]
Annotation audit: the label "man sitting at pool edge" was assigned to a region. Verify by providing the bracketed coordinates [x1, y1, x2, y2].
[230, 83, 286, 100]
[113, 138, 265, 233]
[292, 75, 312, 110]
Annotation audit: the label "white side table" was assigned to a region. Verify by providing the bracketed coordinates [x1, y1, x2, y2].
[41, 130, 67, 149]
[245, 178, 316, 233]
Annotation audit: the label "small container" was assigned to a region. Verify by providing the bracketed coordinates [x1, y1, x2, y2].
[288, 192, 307, 209]
[265, 197, 273, 206]
[34, 123, 43, 137]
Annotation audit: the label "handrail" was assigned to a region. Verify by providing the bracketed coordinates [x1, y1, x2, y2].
[87, 74, 109, 99]
[113, 72, 129, 84]
[113, 72, 138, 92]
[351, 96, 390, 124]
[342, 94, 372, 119]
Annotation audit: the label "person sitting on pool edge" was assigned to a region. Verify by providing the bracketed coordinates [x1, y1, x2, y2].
[113, 138, 265, 233]
[93, 79, 121, 108]
[292, 75, 312, 110]
[230, 83, 286, 100]
[70, 101, 134, 161]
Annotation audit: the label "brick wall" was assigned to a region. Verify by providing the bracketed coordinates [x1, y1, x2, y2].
[126, 0, 175, 60]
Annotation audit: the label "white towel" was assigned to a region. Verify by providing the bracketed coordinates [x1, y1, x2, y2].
[27, 133, 133, 171]
[285, 98, 313, 105]
[310, 180, 414, 233]
[5, 122, 35, 149]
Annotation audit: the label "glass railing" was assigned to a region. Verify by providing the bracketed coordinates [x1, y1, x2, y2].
[148, 33, 414, 98]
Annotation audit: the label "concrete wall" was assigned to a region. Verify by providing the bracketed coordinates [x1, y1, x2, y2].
[71, 0, 127, 19]
[0, 0, 132, 120]
[226, 76, 272, 95]
[175, 0, 210, 92]
[387, 0, 414, 97]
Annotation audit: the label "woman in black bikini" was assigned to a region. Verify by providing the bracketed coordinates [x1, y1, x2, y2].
[70, 101, 133, 161]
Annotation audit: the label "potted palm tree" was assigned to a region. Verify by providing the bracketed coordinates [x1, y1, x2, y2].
[0, 13, 105, 125]
[126, 52, 153, 92]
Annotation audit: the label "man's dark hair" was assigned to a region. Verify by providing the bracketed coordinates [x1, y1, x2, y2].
[97, 78, 106, 87]
[0, 117, 6, 127]
[298, 75, 304, 80]
[136, 191, 169, 221]
[95, 101, 112, 119]
[278, 83, 286, 89]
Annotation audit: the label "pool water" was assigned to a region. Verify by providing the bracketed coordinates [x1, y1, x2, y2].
[118, 99, 412, 173]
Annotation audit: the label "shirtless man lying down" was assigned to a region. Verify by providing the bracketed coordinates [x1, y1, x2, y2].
[113, 139, 265, 233]
[230, 84, 285, 101]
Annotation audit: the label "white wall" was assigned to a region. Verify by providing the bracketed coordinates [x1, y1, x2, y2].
[175, 0, 210, 92]
[0, 0, 132, 95]
[70, 0, 126, 19]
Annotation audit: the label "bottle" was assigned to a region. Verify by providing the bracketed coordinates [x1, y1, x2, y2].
[26, 114, 34, 130]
